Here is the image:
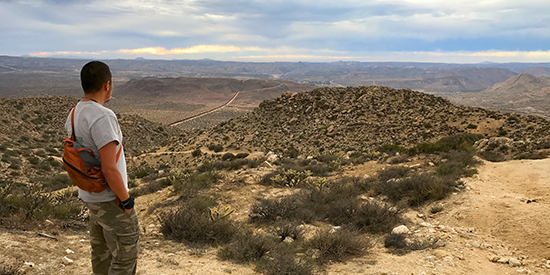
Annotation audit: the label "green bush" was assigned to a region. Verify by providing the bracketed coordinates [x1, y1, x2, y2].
[270, 169, 312, 188]
[304, 227, 370, 263]
[191, 148, 202, 157]
[256, 245, 315, 275]
[208, 144, 224, 152]
[377, 144, 407, 155]
[222, 153, 236, 161]
[0, 263, 24, 275]
[409, 133, 483, 155]
[158, 204, 237, 246]
[128, 163, 155, 179]
[376, 173, 456, 207]
[218, 231, 276, 263]
[172, 171, 221, 191]
[235, 152, 249, 159]
[44, 173, 73, 191]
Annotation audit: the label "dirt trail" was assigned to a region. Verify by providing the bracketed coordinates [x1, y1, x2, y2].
[2, 159, 550, 274]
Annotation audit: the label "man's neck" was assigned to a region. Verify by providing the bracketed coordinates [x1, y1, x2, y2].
[82, 94, 105, 105]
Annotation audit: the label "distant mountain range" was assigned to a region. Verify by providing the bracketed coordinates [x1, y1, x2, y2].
[3, 55, 550, 100]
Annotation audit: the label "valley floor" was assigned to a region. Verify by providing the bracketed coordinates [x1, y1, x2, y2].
[2, 159, 550, 274]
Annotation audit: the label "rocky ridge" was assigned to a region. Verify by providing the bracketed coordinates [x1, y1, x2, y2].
[178, 86, 550, 157]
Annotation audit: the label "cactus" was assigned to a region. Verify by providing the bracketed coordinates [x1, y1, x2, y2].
[209, 203, 235, 221]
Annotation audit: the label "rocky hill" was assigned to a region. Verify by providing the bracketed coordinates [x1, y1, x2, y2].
[115, 77, 316, 106]
[452, 73, 550, 116]
[0, 96, 178, 182]
[175, 86, 550, 158]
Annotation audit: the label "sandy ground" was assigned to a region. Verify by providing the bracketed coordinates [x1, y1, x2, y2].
[2, 158, 550, 274]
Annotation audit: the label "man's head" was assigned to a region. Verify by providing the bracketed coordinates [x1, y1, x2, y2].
[80, 61, 113, 100]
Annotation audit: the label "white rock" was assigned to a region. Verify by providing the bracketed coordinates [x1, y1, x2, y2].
[260, 161, 273, 168]
[420, 222, 434, 227]
[488, 255, 500, 262]
[391, 225, 410, 235]
[516, 268, 530, 274]
[24, 262, 35, 267]
[66, 249, 74, 254]
[266, 151, 279, 163]
[62, 256, 74, 265]
[509, 258, 522, 267]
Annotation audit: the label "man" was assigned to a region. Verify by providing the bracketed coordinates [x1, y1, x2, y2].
[65, 61, 139, 275]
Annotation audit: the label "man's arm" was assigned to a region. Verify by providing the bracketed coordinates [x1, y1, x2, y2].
[99, 141, 132, 213]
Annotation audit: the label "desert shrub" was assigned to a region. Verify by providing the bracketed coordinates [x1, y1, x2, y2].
[377, 166, 411, 184]
[44, 173, 72, 191]
[0, 181, 80, 220]
[222, 153, 236, 161]
[315, 154, 338, 163]
[197, 161, 215, 172]
[270, 169, 312, 188]
[235, 152, 249, 159]
[27, 156, 40, 165]
[3, 149, 20, 158]
[35, 149, 47, 158]
[191, 148, 202, 157]
[9, 163, 20, 170]
[436, 150, 480, 179]
[172, 171, 221, 191]
[250, 195, 318, 224]
[377, 144, 407, 155]
[409, 133, 483, 155]
[158, 203, 237, 246]
[514, 151, 549, 160]
[271, 222, 304, 242]
[466, 124, 478, 129]
[0, 263, 24, 275]
[348, 201, 403, 234]
[279, 158, 338, 177]
[217, 231, 276, 263]
[36, 161, 51, 171]
[256, 245, 315, 275]
[304, 227, 369, 263]
[0, 144, 7, 151]
[208, 143, 224, 152]
[213, 159, 250, 171]
[376, 173, 456, 207]
[128, 163, 154, 179]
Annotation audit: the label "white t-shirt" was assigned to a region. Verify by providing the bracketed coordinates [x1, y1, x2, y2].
[64, 101, 128, 203]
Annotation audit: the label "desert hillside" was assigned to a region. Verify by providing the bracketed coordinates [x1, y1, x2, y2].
[452, 74, 550, 116]
[168, 86, 550, 163]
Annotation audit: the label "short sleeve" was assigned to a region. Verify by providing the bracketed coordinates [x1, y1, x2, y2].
[90, 114, 121, 150]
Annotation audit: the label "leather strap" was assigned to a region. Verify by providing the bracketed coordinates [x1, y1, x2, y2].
[70, 104, 123, 163]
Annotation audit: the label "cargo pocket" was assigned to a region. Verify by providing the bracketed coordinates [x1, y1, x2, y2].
[115, 231, 139, 262]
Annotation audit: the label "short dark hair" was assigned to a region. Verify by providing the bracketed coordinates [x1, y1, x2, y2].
[80, 61, 112, 94]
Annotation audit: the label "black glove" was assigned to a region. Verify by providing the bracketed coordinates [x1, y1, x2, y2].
[120, 196, 135, 210]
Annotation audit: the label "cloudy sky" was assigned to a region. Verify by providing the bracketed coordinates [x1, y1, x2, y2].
[1, 0, 549, 63]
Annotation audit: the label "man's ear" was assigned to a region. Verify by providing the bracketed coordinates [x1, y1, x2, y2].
[103, 80, 111, 91]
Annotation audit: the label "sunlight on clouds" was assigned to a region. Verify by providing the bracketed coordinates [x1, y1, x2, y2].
[238, 55, 353, 60]
[118, 45, 262, 55]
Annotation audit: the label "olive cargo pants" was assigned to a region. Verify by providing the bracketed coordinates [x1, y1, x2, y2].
[85, 200, 140, 275]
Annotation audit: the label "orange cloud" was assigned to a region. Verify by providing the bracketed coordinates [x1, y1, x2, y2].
[118, 45, 261, 55]
[238, 55, 353, 59]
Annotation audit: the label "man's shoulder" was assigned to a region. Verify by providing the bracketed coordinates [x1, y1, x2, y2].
[77, 101, 117, 119]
